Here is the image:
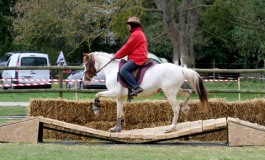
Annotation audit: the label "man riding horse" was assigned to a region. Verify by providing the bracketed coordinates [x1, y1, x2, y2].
[111, 16, 147, 96]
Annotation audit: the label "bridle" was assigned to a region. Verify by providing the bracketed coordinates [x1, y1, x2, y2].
[83, 53, 114, 80]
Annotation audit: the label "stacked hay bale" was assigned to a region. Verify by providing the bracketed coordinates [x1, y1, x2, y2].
[29, 99, 117, 140]
[29, 98, 265, 141]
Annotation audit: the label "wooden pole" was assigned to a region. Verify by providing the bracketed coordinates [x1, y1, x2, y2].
[75, 81, 78, 100]
[59, 62, 64, 98]
[238, 77, 241, 101]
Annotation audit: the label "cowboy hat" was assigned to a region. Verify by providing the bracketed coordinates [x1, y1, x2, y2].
[126, 16, 142, 26]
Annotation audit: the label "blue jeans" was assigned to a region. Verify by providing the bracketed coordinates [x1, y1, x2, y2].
[120, 60, 139, 90]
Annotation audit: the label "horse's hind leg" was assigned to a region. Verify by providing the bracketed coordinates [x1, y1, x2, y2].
[164, 91, 180, 133]
[177, 89, 192, 118]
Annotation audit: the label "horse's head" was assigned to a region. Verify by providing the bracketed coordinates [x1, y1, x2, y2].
[83, 53, 97, 81]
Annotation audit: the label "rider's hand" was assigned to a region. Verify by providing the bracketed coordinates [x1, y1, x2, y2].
[111, 56, 116, 61]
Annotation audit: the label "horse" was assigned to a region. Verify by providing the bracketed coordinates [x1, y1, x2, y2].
[83, 51, 208, 133]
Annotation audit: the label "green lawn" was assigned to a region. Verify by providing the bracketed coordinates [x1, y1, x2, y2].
[0, 80, 264, 102]
[0, 119, 19, 124]
[0, 106, 27, 116]
[0, 142, 265, 160]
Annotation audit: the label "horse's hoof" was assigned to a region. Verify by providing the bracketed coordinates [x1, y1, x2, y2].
[92, 98, 101, 112]
[164, 129, 172, 133]
[164, 127, 176, 133]
[92, 103, 100, 112]
[108, 126, 121, 132]
[94, 110, 99, 115]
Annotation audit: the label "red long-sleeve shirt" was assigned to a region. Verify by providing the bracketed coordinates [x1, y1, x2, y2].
[114, 28, 148, 65]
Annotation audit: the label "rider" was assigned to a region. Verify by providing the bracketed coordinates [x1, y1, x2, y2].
[112, 16, 148, 96]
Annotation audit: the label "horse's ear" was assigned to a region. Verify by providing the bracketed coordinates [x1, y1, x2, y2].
[83, 53, 90, 60]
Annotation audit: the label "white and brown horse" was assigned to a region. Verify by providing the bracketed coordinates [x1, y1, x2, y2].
[83, 52, 208, 133]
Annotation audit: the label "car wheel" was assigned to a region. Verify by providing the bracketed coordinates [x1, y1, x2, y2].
[42, 84, 52, 88]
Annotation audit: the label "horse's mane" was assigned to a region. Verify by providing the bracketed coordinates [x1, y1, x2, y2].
[92, 51, 113, 57]
[92, 51, 116, 62]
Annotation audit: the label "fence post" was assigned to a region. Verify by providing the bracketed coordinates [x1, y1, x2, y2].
[238, 77, 241, 101]
[59, 62, 64, 98]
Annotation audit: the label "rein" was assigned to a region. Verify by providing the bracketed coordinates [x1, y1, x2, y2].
[96, 58, 114, 74]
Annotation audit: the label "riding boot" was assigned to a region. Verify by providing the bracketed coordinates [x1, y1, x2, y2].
[127, 88, 133, 102]
[130, 86, 143, 96]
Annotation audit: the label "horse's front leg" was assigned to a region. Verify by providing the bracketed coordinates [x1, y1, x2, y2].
[92, 89, 125, 132]
[108, 98, 124, 132]
[92, 90, 117, 115]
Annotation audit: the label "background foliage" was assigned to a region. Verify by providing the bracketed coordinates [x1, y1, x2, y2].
[0, 0, 264, 68]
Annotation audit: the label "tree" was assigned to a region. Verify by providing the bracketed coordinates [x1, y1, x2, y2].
[0, 0, 16, 55]
[111, 0, 207, 67]
[12, 0, 207, 66]
[12, 0, 264, 68]
[12, 0, 115, 63]
[152, 0, 206, 67]
[197, 0, 265, 69]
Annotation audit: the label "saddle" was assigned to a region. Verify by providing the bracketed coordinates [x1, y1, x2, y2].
[117, 59, 156, 101]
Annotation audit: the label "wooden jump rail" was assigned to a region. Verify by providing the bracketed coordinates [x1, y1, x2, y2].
[1, 116, 265, 146]
[38, 117, 228, 144]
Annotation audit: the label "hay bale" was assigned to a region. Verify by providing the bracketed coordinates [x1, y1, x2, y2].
[123, 100, 172, 125]
[29, 98, 117, 125]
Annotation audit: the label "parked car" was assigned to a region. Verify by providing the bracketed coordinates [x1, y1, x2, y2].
[66, 52, 168, 89]
[2, 52, 52, 89]
[66, 64, 106, 89]
[148, 52, 168, 64]
[0, 52, 16, 78]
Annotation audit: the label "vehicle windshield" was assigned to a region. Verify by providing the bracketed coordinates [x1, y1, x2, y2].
[21, 57, 48, 66]
[0, 54, 12, 62]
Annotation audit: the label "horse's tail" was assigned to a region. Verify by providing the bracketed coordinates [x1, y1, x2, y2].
[181, 68, 208, 112]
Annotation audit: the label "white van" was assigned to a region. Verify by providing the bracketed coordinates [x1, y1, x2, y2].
[2, 52, 51, 89]
[0, 52, 16, 78]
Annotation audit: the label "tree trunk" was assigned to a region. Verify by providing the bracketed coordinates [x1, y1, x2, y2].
[155, 0, 180, 65]
[155, 0, 205, 67]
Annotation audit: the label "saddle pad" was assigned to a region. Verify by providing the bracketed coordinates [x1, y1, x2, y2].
[117, 59, 156, 88]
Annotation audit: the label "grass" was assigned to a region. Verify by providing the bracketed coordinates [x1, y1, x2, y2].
[0, 92, 97, 102]
[0, 91, 263, 102]
[0, 106, 27, 116]
[203, 80, 265, 101]
[0, 142, 264, 160]
[0, 119, 18, 124]
[0, 106, 28, 124]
